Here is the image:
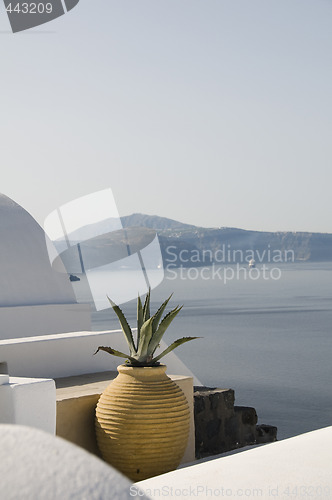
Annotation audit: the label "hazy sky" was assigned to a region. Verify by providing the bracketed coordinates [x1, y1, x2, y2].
[1, 0, 331, 232]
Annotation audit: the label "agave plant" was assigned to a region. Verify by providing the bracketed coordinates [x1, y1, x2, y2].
[95, 289, 198, 366]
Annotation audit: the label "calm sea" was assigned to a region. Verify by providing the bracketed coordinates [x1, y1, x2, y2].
[74, 262, 332, 441]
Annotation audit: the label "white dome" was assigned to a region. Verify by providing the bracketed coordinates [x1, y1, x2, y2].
[0, 194, 75, 307]
[0, 194, 90, 339]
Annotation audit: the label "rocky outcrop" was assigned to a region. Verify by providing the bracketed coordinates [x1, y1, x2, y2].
[194, 387, 277, 458]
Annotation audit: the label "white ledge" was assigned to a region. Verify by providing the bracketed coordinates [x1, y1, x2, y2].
[137, 426, 332, 498]
[0, 329, 201, 383]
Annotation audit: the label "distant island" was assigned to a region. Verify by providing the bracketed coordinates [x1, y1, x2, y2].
[122, 214, 332, 266]
[54, 213, 332, 270]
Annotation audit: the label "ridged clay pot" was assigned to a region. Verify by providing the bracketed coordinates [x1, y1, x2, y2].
[95, 364, 190, 481]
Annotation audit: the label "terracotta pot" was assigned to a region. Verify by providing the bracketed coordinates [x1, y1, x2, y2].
[95, 364, 190, 481]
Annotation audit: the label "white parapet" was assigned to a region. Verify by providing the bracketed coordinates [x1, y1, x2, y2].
[0, 330, 201, 384]
[137, 426, 332, 499]
[0, 376, 56, 434]
[0, 303, 91, 340]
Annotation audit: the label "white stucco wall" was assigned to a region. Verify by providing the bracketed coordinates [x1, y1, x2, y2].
[0, 194, 76, 307]
[0, 194, 91, 339]
[0, 304, 91, 339]
[0, 330, 201, 382]
[0, 376, 56, 434]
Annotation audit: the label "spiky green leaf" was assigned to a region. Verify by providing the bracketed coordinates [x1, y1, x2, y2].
[137, 316, 154, 358]
[151, 293, 173, 334]
[147, 305, 183, 356]
[137, 294, 143, 349]
[107, 297, 136, 355]
[152, 337, 200, 363]
[142, 288, 151, 323]
[94, 346, 138, 365]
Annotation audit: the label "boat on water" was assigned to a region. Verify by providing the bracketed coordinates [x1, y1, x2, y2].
[248, 259, 256, 268]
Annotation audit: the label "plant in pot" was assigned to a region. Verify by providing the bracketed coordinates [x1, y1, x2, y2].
[95, 289, 198, 481]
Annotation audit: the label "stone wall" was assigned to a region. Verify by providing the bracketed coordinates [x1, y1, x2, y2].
[194, 387, 277, 458]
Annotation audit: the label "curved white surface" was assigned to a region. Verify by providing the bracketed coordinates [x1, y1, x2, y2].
[0, 193, 76, 307]
[0, 194, 91, 339]
[137, 426, 332, 499]
[0, 424, 150, 500]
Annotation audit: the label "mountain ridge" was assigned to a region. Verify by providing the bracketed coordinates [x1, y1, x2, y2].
[121, 213, 331, 237]
[54, 213, 332, 266]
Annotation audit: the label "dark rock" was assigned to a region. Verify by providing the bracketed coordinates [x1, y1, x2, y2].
[194, 386, 277, 459]
[234, 406, 258, 426]
[256, 424, 278, 443]
[206, 418, 221, 440]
